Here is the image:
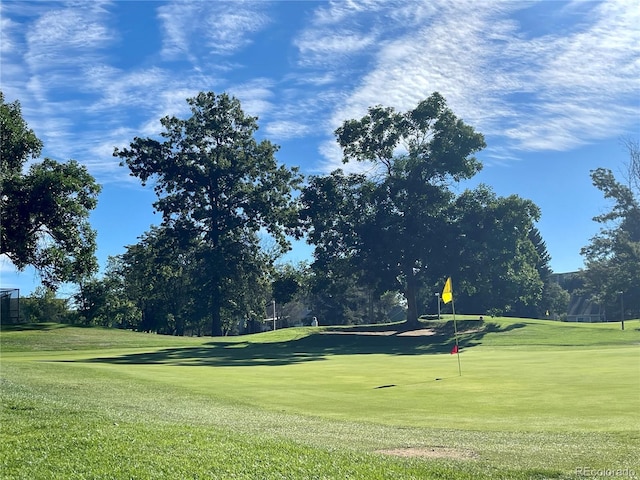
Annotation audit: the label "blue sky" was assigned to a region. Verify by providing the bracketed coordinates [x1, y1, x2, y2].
[1, 0, 639, 297]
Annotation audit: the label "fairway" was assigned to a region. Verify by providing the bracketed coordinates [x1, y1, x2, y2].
[2, 318, 639, 479]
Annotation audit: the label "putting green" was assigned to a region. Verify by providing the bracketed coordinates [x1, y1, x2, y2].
[2, 318, 639, 479]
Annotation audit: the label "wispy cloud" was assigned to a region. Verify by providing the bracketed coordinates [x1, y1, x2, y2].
[510, 0, 640, 149]
[158, 1, 271, 61]
[264, 120, 312, 142]
[309, 0, 639, 172]
[295, 29, 379, 67]
[228, 78, 275, 119]
[24, 2, 114, 73]
[0, 9, 19, 59]
[1, 0, 637, 184]
[294, 0, 389, 70]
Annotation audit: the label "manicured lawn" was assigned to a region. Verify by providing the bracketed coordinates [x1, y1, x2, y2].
[2, 318, 639, 479]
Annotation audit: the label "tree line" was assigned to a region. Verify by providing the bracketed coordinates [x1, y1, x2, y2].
[2, 91, 638, 333]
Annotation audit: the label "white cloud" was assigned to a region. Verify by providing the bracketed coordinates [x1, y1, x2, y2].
[492, 1, 640, 152]
[85, 66, 173, 110]
[2, 0, 637, 184]
[158, 1, 270, 62]
[311, 0, 639, 171]
[264, 120, 311, 141]
[294, 0, 388, 69]
[24, 3, 114, 71]
[0, 13, 19, 57]
[205, 7, 270, 55]
[295, 29, 379, 65]
[228, 78, 275, 118]
[0, 254, 19, 274]
[317, 139, 346, 174]
[311, 0, 390, 25]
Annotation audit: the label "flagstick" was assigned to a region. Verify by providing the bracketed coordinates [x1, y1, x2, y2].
[452, 298, 461, 376]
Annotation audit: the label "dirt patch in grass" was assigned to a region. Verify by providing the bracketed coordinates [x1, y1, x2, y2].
[323, 328, 437, 337]
[323, 330, 396, 336]
[376, 446, 478, 460]
[396, 329, 437, 337]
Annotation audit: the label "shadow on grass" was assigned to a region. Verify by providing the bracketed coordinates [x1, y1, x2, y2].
[0, 322, 73, 332]
[69, 320, 525, 368]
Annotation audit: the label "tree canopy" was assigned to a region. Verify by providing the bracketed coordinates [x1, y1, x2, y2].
[581, 141, 640, 319]
[449, 186, 545, 315]
[115, 92, 302, 335]
[302, 93, 547, 325]
[0, 92, 101, 288]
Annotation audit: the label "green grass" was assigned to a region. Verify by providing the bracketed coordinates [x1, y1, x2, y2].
[2, 318, 639, 479]
[0, 322, 210, 352]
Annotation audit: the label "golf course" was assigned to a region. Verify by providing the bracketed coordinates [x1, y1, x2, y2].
[1, 316, 639, 479]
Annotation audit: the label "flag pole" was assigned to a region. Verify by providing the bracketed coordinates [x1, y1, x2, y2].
[452, 296, 461, 376]
[442, 276, 461, 377]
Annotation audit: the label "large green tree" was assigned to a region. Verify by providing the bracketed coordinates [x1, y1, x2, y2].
[303, 93, 486, 326]
[303, 93, 547, 325]
[581, 144, 640, 319]
[115, 92, 302, 336]
[108, 225, 210, 334]
[450, 186, 544, 316]
[0, 92, 101, 288]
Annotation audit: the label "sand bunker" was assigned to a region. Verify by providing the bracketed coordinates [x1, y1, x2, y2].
[322, 328, 437, 337]
[376, 446, 477, 459]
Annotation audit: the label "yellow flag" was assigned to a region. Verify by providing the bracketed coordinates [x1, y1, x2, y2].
[442, 277, 453, 304]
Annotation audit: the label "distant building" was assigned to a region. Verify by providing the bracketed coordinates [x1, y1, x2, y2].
[550, 272, 606, 322]
[566, 294, 606, 323]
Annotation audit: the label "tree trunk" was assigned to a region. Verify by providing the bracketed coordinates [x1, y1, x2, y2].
[208, 264, 224, 336]
[176, 315, 185, 336]
[211, 306, 222, 337]
[404, 270, 420, 328]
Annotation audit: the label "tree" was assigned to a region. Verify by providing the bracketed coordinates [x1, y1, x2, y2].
[113, 225, 216, 334]
[541, 281, 570, 319]
[272, 263, 302, 306]
[303, 93, 486, 327]
[529, 226, 552, 283]
[303, 94, 550, 324]
[527, 226, 567, 318]
[622, 137, 640, 197]
[581, 142, 640, 319]
[73, 271, 138, 329]
[449, 186, 545, 316]
[21, 286, 72, 323]
[115, 92, 302, 336]
[0, 92, 101, 288]
[74, 277, 109, 326]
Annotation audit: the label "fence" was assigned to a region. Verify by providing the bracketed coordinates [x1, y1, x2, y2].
[0, 288, 20, 323]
